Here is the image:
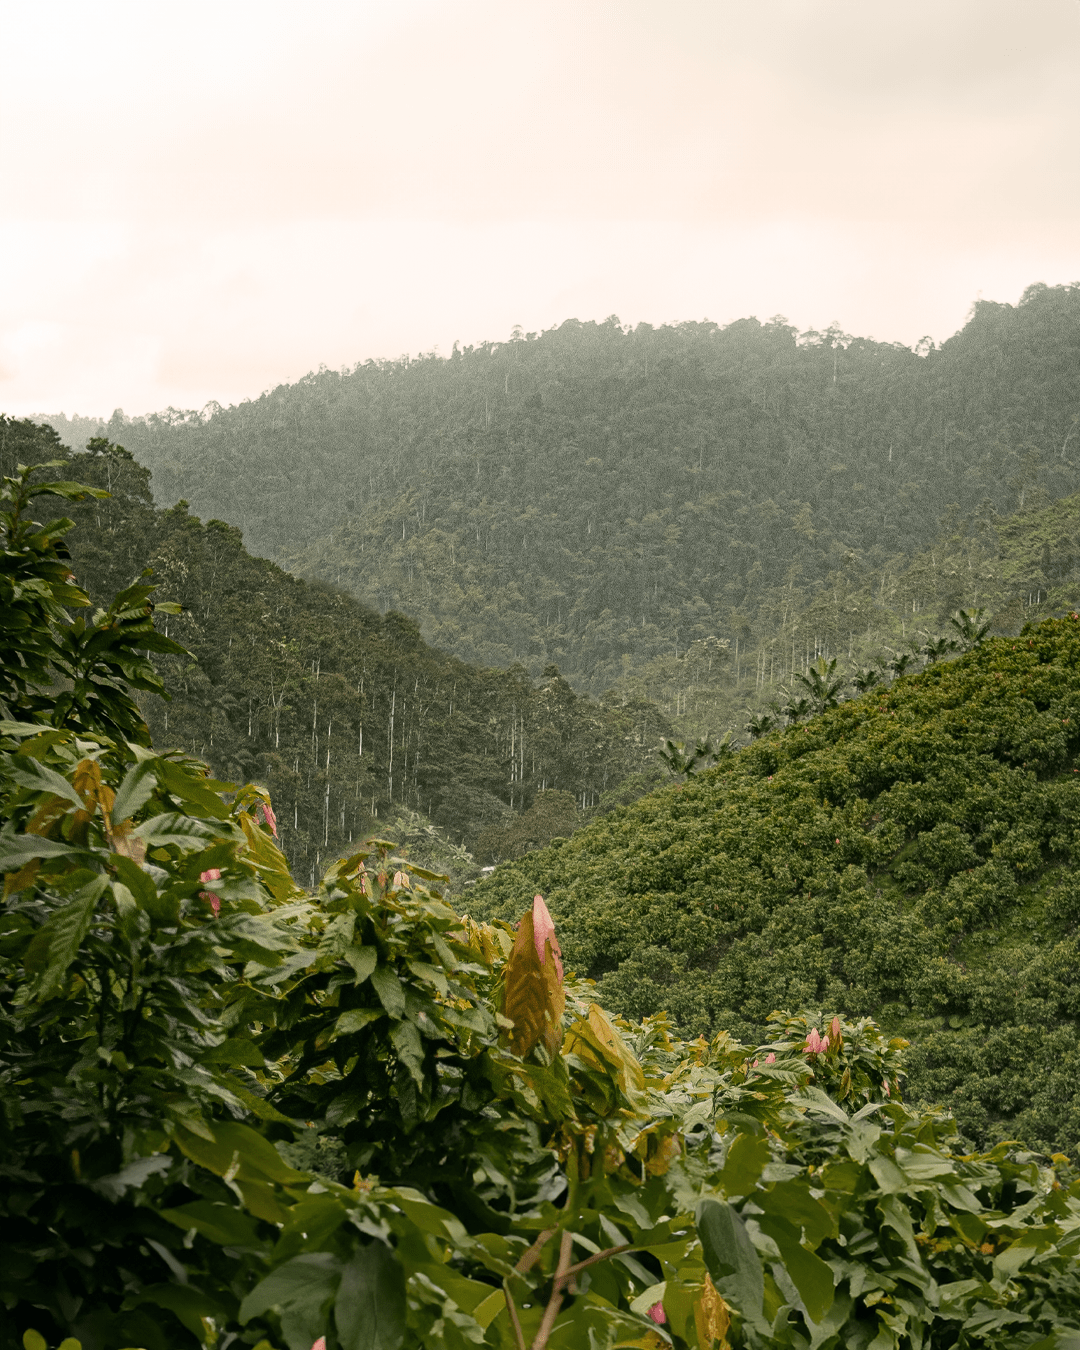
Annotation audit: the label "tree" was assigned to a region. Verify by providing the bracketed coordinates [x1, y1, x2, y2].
[950, 606, 992, 651]
[792, 656, 845, 714]
[922, 634, 959, 662]
[746, 712, 778, 739]
[659, 734, 733, 781]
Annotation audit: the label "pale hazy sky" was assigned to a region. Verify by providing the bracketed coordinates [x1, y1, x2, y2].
[2, 0, 1078, 418]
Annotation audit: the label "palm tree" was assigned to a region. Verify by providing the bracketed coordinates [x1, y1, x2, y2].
[659, 733, 733, 779]
[793, 656, 845, 714]
[922, 635, 958, 663]
[889, 652, 917, 678]
[949, 608, 991, 651]
[784, 696, 811, 724]
[659, 739, 696, 779]
[852, 667, 883, 694]
[746, 712, 778, 739]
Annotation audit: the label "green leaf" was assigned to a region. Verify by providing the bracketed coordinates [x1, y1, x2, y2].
[316, 911, 356, 962]
[334, 1243, 407, 1350]
[0, 824, 88, 870]
[29, 479, 110, 501]
[91, 1153, 174, 1201]
[200, 1039, 267, 1068]
[239, 1252, 341, 1350]
[369, 965, 406, 1017]
[795, 1086, 851, 1124]
[173, 1120, 307, 1186]
[391, 1020, 425, 1086]
[332, 1008, 384, 1040]
[755, 1214, 836, 1323]
[25, 874, 106, 997]
[161, 1200, 264, 1249]
[110, 758, 160, 824]
[719, 1131, 771, 1197]
[156, 758, 231, 818]
[135, 812, 226, 849]
[22, 1332, 48, 1350]
[111, 852, 160, 910]
[343, 944, 378, 984]
[757, 1179, 837, 1247]
[3, 755, 87, 810]
[1025, 1332, 1080, 1350]
[696, 1199, 765, 1329]
[127, 1282, 233, 1339]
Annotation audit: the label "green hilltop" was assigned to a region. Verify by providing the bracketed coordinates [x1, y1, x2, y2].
[469, 614, 1080, 1156]
[40, 282, 1080, 705]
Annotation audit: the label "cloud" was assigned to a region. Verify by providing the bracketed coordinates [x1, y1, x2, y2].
[1, 0, 1077, 414]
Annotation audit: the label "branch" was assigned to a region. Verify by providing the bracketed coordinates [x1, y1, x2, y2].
[561, 1242, 635, 1279]
[516, 1227, 557, 1275]
[530, 1229, 573, 1350]
[503, 1281, 527, 1350]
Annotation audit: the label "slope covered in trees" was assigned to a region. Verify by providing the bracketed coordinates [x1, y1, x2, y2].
[0, 418, 668, 878]
[4, 461, 1078, 1350]
[40, 281, 1080, 696]
[470, 615, 1080, 1156]
[631, 486, 1080, 746]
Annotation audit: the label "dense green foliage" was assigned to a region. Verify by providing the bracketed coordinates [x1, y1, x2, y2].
[471, 616, 1080, 1155]
[5, 463, 1079, 1350]
[41, 282, 1080, 705]
[0, 420, 669, 873]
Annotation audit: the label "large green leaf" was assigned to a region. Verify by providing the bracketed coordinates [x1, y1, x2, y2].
[156, 758, 231, 818]
[719, 1131, 771, 1196]
[110, 757, 160, 823]
[370, 965, 406, 1017]
[0, 824, 88, 870]
[135, 812, 227, 848]
[174, 1119, 307, 1186]
[756, 1214, 836, 1324]
[24, 874, 106, 997]
[161, 1200, 264, 1249]
[126, 1282, 233, 1339]
[239, 1252, 341, 1350]
[2, 755, 87, 810]
[334, 1243, 407, 1350]
[757, 1178, 837, 1247]
[696, 1199, 766, 1330]
[344, 944, 378, 983]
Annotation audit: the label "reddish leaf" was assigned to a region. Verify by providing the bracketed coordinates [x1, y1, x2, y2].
[503, 897, 565, 1058]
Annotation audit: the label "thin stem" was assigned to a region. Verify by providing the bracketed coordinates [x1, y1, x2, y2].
[530, 1229, 573, 1350]
[516, 1227, 556, 1274]
[561, 1243, 634, 1279]
[503, 1281, 527, 1350]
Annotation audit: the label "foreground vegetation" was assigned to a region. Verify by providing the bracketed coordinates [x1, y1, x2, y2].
[472, 615, 1080, 1155]
[5, 472, 1079, 1348]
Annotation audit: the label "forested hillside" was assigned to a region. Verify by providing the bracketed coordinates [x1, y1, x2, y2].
[470, 615, 1080, 1156]
[0, 419, 669, 879]
[643, 485, 1080, 744]
[40, 281, 1080, 700]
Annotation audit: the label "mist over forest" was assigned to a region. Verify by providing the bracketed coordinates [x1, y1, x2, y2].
[42, 282, 1079, 694]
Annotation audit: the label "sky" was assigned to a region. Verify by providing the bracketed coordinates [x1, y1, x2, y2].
[2, 0, 1078, 419]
